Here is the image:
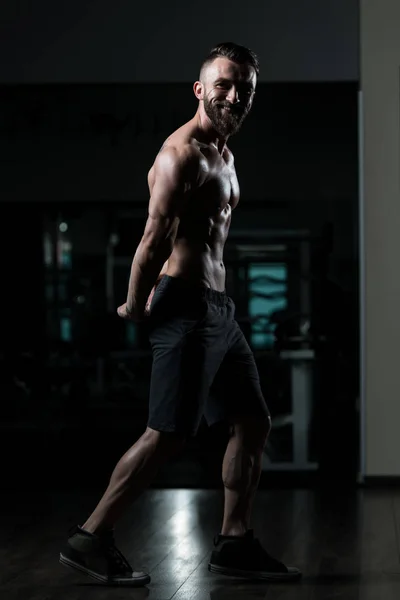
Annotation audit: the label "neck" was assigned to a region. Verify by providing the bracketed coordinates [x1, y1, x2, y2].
[193, 108, 229, 154]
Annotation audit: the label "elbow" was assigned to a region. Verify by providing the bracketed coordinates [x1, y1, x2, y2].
[140, 237, 174, 262]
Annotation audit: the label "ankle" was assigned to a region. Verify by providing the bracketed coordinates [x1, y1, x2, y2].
[80, 523, 111, 537]
[78, 524, 97, 536]
[220, 525, 248, 537]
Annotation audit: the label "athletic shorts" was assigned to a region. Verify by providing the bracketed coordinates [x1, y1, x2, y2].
[146, 275, 270, 436]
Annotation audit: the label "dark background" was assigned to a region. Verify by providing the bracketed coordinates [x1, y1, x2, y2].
[0, 1, 360, 491]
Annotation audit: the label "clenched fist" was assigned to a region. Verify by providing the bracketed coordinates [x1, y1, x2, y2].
[117, 303, 137, 321]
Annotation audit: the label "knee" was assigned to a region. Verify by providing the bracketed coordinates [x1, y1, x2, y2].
[233, 415, 271, 454]
[257, 415, 272, 450]
[263, 415, 272, 440]
[142, 427, 186, 458]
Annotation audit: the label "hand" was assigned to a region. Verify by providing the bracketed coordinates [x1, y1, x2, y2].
[117, 303, 141, 322]
[144, 285, 157, 316]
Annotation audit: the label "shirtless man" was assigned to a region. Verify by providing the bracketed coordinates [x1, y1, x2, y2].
[60, 42, 301, 586]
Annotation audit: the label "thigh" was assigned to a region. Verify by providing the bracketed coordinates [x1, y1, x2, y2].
[205, 320, 271, 426]
[148, 307, 225, 437]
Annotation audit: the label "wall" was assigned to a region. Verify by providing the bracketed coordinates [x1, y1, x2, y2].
[360, 0, 400, 476]
[0, 80, 359, 300]
[0, 1, 360, 290]
[0, 0, 359, 83]
[0, 82, 357, 203]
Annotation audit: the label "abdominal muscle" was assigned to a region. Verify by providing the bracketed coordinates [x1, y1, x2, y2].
[165, 238, 226, 291]
[144, 245, 225, 314]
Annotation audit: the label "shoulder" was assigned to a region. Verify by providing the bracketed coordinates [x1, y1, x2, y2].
[223, 146, 235, 166]
[154, 143, 202, 185]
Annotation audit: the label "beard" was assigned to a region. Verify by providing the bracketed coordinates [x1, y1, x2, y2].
[203, 97, 249, 138]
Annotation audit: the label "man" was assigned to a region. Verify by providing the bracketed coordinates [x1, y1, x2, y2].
[60, 42, 301, 586]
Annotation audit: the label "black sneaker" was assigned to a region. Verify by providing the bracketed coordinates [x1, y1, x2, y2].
[59, 525, 150, 586]
[208, 529, 301, 582]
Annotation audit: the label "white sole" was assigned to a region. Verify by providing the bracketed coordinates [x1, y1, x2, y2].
[208, 562, 302, 582]
[59, 553, 150, 587]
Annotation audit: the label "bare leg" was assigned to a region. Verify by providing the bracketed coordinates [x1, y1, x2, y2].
[220, 416, 271, 537]
[82, 427, 185, 535]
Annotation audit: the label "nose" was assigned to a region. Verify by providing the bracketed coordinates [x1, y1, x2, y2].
[226, 86, 240, 104]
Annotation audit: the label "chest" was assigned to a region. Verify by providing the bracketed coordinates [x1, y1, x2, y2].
[197, 156, 240, 214]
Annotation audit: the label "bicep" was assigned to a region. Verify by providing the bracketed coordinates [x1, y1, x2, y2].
[142, 179, 183, 247]
[142, 209, 180, 249]
[141, 148, 196, 247]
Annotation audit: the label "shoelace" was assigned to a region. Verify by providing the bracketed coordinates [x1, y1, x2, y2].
[253, 539, 268, 555]
[105, 543, 132, 573]
[214, 533, 283, 569]
[100, 532, 132, 573]
[69, 525, 131, 572]
[252, 539, 284, 568]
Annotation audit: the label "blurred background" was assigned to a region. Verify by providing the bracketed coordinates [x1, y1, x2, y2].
[0, 0, 361, 490]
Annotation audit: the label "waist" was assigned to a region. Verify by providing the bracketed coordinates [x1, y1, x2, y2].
[168, 243, 225, 281]
[157, 275, 229, 307]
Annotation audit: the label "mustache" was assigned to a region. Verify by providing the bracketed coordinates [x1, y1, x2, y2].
[217, 103, 244, 114]
[217, 102, 243, 112]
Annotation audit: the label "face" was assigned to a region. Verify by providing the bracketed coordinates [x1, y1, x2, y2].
[196, 57, 257, 137]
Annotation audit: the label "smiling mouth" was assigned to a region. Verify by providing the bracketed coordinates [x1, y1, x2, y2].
[221, 106, 240, 114]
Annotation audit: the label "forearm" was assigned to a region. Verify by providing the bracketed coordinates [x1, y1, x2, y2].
[158, 259, 169, 281]
[126, 240, 172, 315]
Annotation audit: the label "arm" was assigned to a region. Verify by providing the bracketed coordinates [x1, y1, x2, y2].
[144, 259, 169, 315]
[124, 146, 198, 318]
[156, 259, 169, 283]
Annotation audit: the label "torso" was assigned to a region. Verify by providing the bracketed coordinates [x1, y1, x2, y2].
[147, 122, 240, 291]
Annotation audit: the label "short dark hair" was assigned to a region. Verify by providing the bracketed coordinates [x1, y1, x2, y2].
[200, 42, 260, 80]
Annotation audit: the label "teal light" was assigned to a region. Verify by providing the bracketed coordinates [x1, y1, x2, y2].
[60, 317, 72, 342]
[248, 263, 288, 349]
[126, 322, 137, 348]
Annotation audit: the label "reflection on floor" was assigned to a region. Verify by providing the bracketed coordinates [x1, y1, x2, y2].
[2, 486, 400, 599]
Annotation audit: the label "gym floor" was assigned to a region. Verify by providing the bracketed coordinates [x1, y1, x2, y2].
[2, 485, 400, 599]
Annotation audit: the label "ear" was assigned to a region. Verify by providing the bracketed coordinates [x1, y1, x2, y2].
[193, 81, 204, 100]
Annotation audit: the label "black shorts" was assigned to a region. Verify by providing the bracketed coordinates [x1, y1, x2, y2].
[147, 275, 270, 436]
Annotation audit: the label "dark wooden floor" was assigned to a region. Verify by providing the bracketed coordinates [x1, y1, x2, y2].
[2, 486, 400, 599]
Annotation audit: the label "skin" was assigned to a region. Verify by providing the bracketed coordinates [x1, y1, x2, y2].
[83, 57, 272, 548]
[117, 56, 257, 320]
